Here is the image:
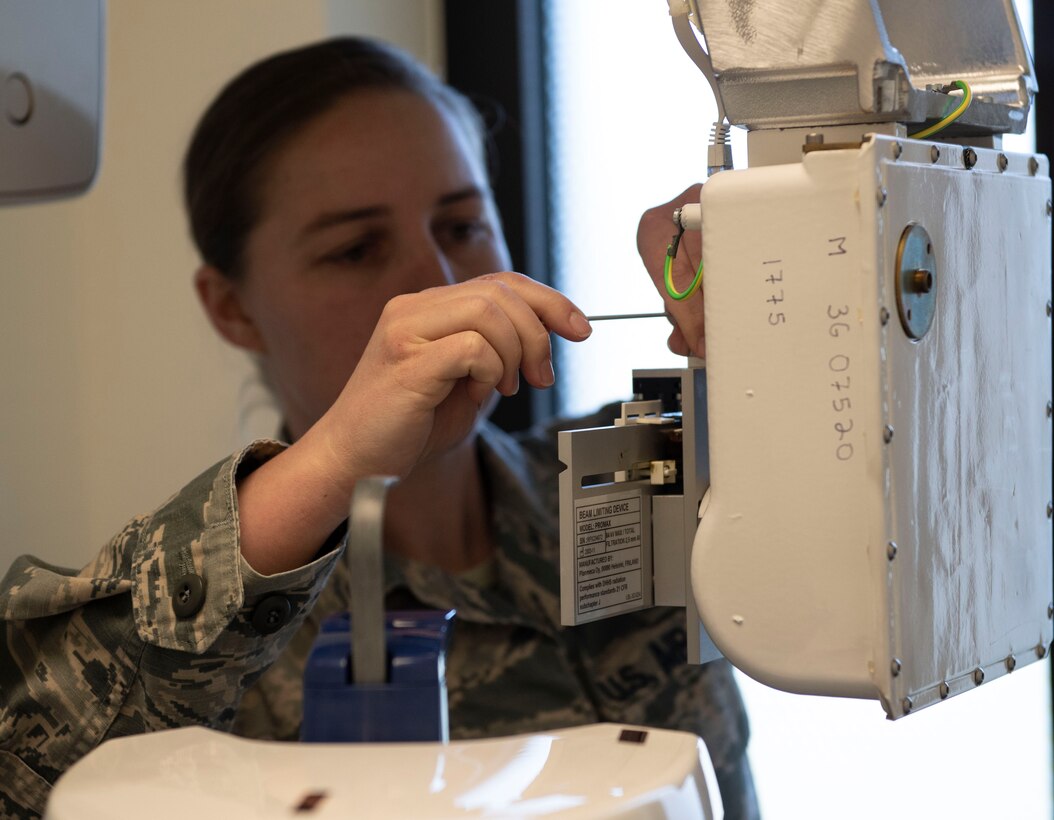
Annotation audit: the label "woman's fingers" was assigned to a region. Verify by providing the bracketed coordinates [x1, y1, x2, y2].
[394, 290, 523, 395]
[638, 184, 705, 357]
[424, 330, 507, 404]
[394, 272, 590, 391]
[667, 325, 691, 357]
[471, 273, 592, 386]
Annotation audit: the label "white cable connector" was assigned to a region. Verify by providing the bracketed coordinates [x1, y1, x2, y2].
[675, 203, 702, 232]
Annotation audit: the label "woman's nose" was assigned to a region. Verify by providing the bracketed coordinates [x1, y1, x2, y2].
[407, 239, 457, 290]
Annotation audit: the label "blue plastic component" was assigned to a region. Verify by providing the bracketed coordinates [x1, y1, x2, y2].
[301, 609, 455, 743]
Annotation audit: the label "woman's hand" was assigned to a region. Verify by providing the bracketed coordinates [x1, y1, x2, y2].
[317, 272, 591, 482]
[637, 184, 705, 357]
[236, 273, 591, 574]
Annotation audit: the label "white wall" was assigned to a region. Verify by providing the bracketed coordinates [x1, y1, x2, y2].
[0, 1, 442, 572]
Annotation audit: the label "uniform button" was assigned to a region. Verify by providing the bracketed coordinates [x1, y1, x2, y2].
[172, 574, 206, 618]
[251, 595, 292, 635]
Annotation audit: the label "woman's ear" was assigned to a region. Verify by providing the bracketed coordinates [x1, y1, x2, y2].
[193, 265, 266, 353]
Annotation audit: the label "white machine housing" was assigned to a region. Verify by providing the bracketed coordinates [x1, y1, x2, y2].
[693, 134, 1052, 717]
[560, 0, 1051, 721]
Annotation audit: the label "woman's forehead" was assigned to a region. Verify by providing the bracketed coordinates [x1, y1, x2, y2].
[257, 89, 487, 218]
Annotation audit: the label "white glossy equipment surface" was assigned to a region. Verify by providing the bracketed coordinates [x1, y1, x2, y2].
[693, 134, 1052, 719]
[46, 723, 721, 819]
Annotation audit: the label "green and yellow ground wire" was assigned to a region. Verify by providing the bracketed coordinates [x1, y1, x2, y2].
[909, 80, 972, 140]
[664, 232, 703, 301]
[661, 82, 970, 300]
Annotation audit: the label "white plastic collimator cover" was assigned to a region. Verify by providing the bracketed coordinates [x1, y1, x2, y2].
[692, 135, 1052, 719]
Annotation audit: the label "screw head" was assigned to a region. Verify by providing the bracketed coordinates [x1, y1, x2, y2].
[901, 697, 913, 714]
[890, 658, 902, 677]
[973, 667, 985, 686]
[1047, 602, 1052, 619]
[877, 187, 888, 207]
[1037, 644, 1048, 660]
[1047, 401, 1052, 419]
[1048, 301, 1052, 318]
[887, 541, 898, 561]
[1029, 156, 1040, 176]
[939, 681, 950, 699]
[930, 145, 941, 163]
[1047, 502, 1053, 519]
[997, 153, 1009, 172]
[1047, 200, 1052, 217]
[892, 142, 903, 159]
[1005, 655, 1017, 673]
[883, 424, 895, 443]
[963, 147, 978, 169]
[879, 306, 890, 326]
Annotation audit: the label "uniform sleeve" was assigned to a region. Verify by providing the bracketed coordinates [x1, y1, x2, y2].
[0, 441, 342, 818]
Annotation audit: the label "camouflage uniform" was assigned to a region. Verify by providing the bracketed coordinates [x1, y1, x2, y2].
[0, 411, 756, 819]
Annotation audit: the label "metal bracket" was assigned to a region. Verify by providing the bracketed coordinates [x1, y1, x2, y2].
[347, 475, 398, 684]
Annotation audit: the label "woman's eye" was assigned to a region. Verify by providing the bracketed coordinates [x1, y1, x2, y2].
[324, 235, 380, 266]
[438, 218, 491, 246]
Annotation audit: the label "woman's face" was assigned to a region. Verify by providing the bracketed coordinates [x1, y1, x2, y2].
[232, 89, 511, 437]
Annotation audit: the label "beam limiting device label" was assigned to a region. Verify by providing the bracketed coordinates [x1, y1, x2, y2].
[574, 491, 644, 616]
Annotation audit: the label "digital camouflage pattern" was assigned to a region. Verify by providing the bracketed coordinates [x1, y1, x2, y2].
[0, 443, 341, 818]
[0, 412, 754, 819]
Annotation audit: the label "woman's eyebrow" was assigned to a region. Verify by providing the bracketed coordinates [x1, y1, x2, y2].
[436, 186, 484, 207]
[299, 205, 390, 239]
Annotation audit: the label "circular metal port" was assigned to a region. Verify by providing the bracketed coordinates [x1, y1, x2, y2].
[895, 223, 937, 341]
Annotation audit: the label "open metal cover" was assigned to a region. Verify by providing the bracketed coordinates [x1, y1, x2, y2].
[687, 0, 1034, 133]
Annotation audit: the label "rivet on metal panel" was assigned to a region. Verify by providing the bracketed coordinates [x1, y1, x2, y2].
[997, 154, 1009, 172]
[883, 425, 895, 443]
[876, 188, 887, 207]
[972, 667, 985, 686]
[892, 142, 902, 160]
[887, 541, 898, 561]
[1038, 644, 1049, 660]
[930, 146, 940, 164]
[1029, 156, 1040, 176]
[963, 148, 977, 170]
[1005, 655, 1016, 673]
[901, 697, 913, 714]
[880, 307, 890, 326]
[890, 658, 902, 677]
[939, 681, 950, 699]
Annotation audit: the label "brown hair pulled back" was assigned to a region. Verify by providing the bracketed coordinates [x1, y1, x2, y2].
[183, 37, 485, 280]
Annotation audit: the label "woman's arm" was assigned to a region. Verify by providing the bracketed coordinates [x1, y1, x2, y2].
[235, 272, 592, 575]
[0, 443, 341, 817]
